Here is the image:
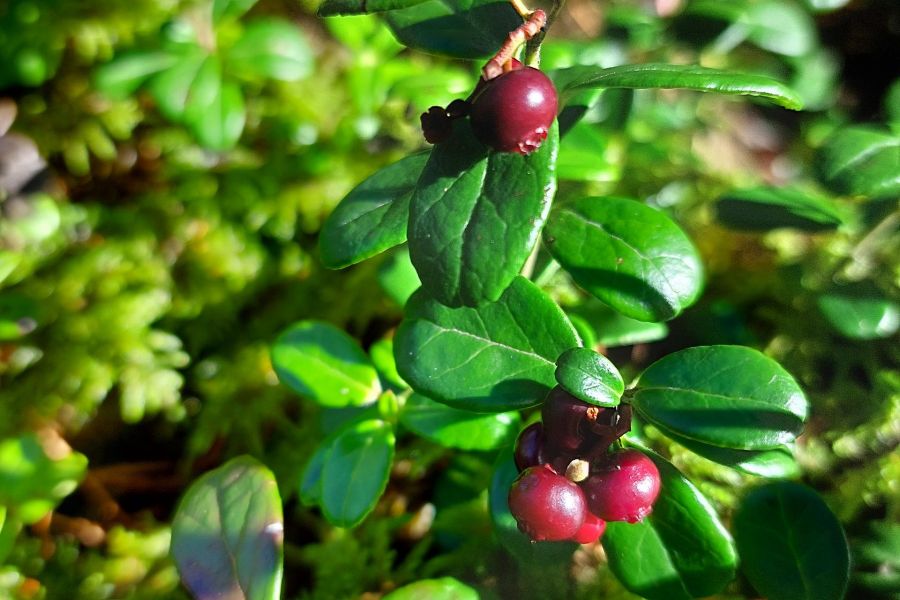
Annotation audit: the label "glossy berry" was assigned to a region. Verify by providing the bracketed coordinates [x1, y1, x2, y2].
[513, 422, 545, 472]
[571, 512, 607, 544]
[508, 465, 586, 541]
[581, 449, 661, 523]
[469, 66, 557, 155]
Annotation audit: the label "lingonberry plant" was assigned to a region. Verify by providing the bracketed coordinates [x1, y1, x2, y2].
[162, 2, 870, 599]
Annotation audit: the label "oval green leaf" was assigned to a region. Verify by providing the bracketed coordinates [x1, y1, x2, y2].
[815, 127, 900, 198]
[399, 393, 520, 450]
[298, 439, 332, 506]
[554, 347, 624, 407]
[394, 276, 581, 412]
[409, 120, 558, 307]
[146, 48, 208, 121]
[544, 196, 703, 322]
[271, 321, 381, 407]
[818, 287, 900, 340]
[171, 456, 283, 600]
[94, 51, 180, 100]
[320, 419, 395, 528]
[319, 152, 429, 269]
[569, 301, 669, 347]
[604, 449, 737, 600]
[377, 246, 421, 306]
[632, 345, 808, 450]
[384, 0, 522, 59]
[226, 19, 313, 82]
[489, 453, 578, 563]
[553, 63, 803, 110]
[734, 481, 850, 600]
[383, 577, 479, 600]
[716, 186, 847, 232]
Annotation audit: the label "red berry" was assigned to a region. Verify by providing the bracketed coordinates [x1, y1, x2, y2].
[571, 512, 606, 544]
[581, 449, 661, 523]
[469, 66, 557, 155]
[508, 465, 586, 541]
[513, 422, 545, 472]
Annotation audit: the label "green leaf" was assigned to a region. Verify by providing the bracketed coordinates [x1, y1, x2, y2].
[227, 19, 313, 82]
[555, 121, 622, 182]
[182, 57, 245, 150]
[554, 347, 623, 407]
[146, 48, 208, 121]
[409, 120, 558, 307]
[383, 577, 479, 600]
[817, 286, 900, 340]
[489, 453, 578, 563]
[384, 0, 522, 59]
[318, 0, 431, 16]
[319, 153, 429, 269]
[0, 434, 88, 524]
[213, 0, 259, 23]
[716, 186, 847, 231]
[815, 127, 900, 198]
[632, 345, 808, 450]
[742, 0, 816, 57]
[369, 337, 408, 389]
[544, 196, 703, 322]
[399, 394, 520, 450]
[377, 247, 421, 306]
[171, 456, 283, 600]
[0, 509, 21, 565]
[298, 440, 331, 506]
[395, 277, 580, 412]
[603, 450, 737, 599]
[734, 481, 850, 600]
[271, 321, 381, 407]
[657, 424, 799, 477]
[94, 51, 180, 100]
[320, 419, 395, 527]
[569, 301, 668, 347]
[554, 63, 803, 110]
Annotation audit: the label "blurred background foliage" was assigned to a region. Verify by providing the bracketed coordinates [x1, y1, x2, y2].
[0, 0, 897, 598]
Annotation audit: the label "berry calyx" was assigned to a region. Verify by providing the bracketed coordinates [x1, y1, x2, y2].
[513, 422, 545, 472]
[571, 512, 606, 544]
[508, 464, 587, 542]
[420, 99, 471, 144]
[581, 449, 661, 523]
[469, 66, 557, 155]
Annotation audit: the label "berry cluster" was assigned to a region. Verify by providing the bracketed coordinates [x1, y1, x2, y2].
[507, 389, 661, 543]
[420, 61, 557, 155]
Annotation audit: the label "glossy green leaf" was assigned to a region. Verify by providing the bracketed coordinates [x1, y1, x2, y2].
[399, 394, 520, 450]
[377, 247, 421, 306]
[632, 345, 808, 450]
[384, 0, 522, 59]
[271, 321, 381, 407]
[213, 0, 259, 23]
[318, 0, 431, 16]
[146, 49, 208, 121]
[320, 419, 395, 527]
[544, 196, 703, 322]
[716, 186, 846, 231]
[0, 434, 88, 524]
[227, 19, 313, 82]
[94, 51, 180, 100]
[554, 347, 623, 407]
[817, 287, 900, 340]
[734, 481, 850, 600]
[815, 127, 900, 198]
[554, 63, 803, 110]
[383, 578, 478, 600]
[171, 456, 283, 600]
[657, 423, 799, 477]
[319, 153, 428, 269]
[603, 450, 737, 599]
[409, 120, 558, 307]
[395, 277, 580, 412]
[369, 337, 407, 389]
[489, 454, 578, 563]
[188, 77, 246, 150]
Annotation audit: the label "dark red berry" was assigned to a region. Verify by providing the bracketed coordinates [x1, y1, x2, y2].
[581, 449, 661, 523]
[508, 465, 586, 541]
[571, 512, 606, 544]
[469, 66, 557, 155]
[514, 422, 545, 472]
[421, 106, 453, 144]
